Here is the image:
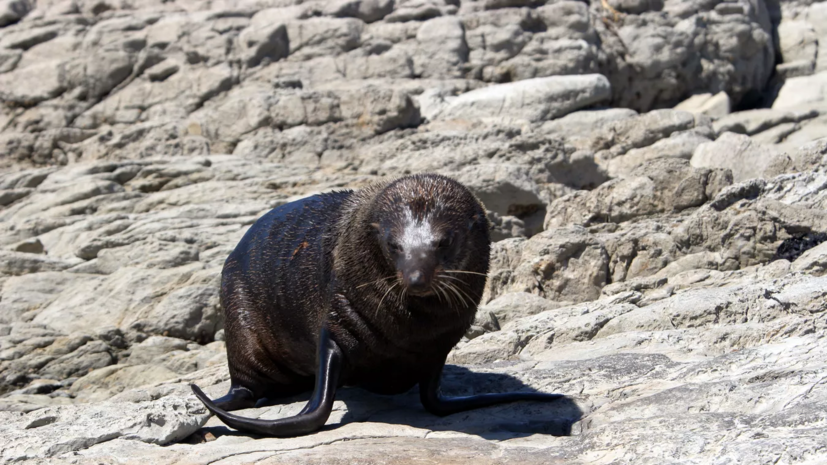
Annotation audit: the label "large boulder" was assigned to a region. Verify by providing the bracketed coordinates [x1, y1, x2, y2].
[547, 158, 732, 227]
[435, 74, 611, 123]
[484, 226, 610, 304]
[691, 132, 781, 182]
[599, 0, 774, 110]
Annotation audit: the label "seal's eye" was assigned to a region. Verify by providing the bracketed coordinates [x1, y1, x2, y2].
[387, 241, 402, 254]
[437, 237, 451, 249]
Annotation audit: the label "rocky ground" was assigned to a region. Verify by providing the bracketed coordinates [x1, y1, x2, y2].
[1, 0, 827, 463]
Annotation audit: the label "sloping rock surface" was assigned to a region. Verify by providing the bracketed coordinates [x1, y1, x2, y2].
[1, 0, 827, 463]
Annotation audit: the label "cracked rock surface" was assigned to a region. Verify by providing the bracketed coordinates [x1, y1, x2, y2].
[2, 0, 827, 463]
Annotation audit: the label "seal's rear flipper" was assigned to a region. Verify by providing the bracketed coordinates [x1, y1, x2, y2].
[191, 383, 257, 412]
[419, 359, 565, 417]
[189, 328, 343, 437]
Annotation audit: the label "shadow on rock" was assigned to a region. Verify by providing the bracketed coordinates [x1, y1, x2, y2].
[349, 364, 583, 439]
[194, 364, 581, 441]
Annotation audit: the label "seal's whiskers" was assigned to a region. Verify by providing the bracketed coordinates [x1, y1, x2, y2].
[442, 270, 489, 278]
[375, 281, 400, 318]
[357, 275, 396, 289]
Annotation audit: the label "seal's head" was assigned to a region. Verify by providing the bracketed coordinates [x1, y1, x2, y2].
[369, 174, 490, 299]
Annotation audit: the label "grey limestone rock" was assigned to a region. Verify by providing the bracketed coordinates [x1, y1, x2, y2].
[591, 109, 699, 158]
[0, 396, 209, 461]
[0, 0, 30, 27]
[764, 137, 827, 177]
[9, 237, 44, 254]
[673, 91, 731, 118]
[0, 251, 75, 276]
[776, 19, 818, 73]
[477, 291, 559, 326]
[779, 116, 827, 151]
[385, 0, 448, 22]
[0, 0, 826, 462]
[454, 163, 543, 216]
[791, 241, 827, 275]
[29, 264, 207, 336]
[414, 16, 468, 79]
[286, 17, 364, 59]
[336, 84, 422, 134]
[713, 108, 819, 136]
[484, 226, 609, 304]
[435, 74, 611, 123]
[599, 0, 774, 111]
[604, 129, 714, 178]
[145, 59, 180, 82]
[69, 364, 180, 402]
[691, 132, 782, 182]
[540, 107, 638, 138]
[0, 48, 21, 73]
[773, 71, 827, 112]
[131, 284, 221, 343]
[546, 158, 731, 228]
[238, 17, 289, 67]
[0, 188, 33, 206]
[811, 3, 827, 73]
[325, 0, 395, 23]
[0, 60, 66, 106]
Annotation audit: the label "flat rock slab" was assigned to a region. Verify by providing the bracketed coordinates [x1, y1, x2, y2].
[772, 71, 827, 112]
[0, 396, 209, 462]
[13, 272, 826, 464]
[435, 74, 611, 123]
[53, 436, 580, 464]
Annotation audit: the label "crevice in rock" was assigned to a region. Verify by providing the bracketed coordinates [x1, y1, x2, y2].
[775, 232, 827, 262]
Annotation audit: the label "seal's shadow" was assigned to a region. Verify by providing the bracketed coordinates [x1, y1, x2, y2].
[330, 364, 583, 440]
[199, 365, 582, 441]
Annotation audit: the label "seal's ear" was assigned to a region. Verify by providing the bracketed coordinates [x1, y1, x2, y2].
[468, 214, 481, 231]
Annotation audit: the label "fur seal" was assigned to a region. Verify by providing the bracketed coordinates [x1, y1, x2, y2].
[191, 174, 562, 436]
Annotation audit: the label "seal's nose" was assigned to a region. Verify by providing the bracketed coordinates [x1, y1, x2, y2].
[407, 270, 426, 289]
[399, 247, 436, 295]
[404, 268, 434, 296]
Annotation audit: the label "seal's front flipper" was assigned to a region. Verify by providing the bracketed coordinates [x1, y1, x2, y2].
[191, 328, 343, 437]
[418, 359, 564, 417]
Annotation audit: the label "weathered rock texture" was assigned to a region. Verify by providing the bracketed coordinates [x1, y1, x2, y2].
[0, 0, 786, 171]
[2, 0, 827, 463]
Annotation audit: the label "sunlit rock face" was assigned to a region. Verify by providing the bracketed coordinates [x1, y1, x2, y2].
[2, 0, 827, 462]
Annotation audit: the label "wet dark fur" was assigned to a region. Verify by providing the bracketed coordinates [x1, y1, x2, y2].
[222, 174, 489, 400]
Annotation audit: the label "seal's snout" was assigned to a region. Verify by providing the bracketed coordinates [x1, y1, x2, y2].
[403, 267, 435, 295]
[407, 269, 426, 288]
[401, 258, 436, 295]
